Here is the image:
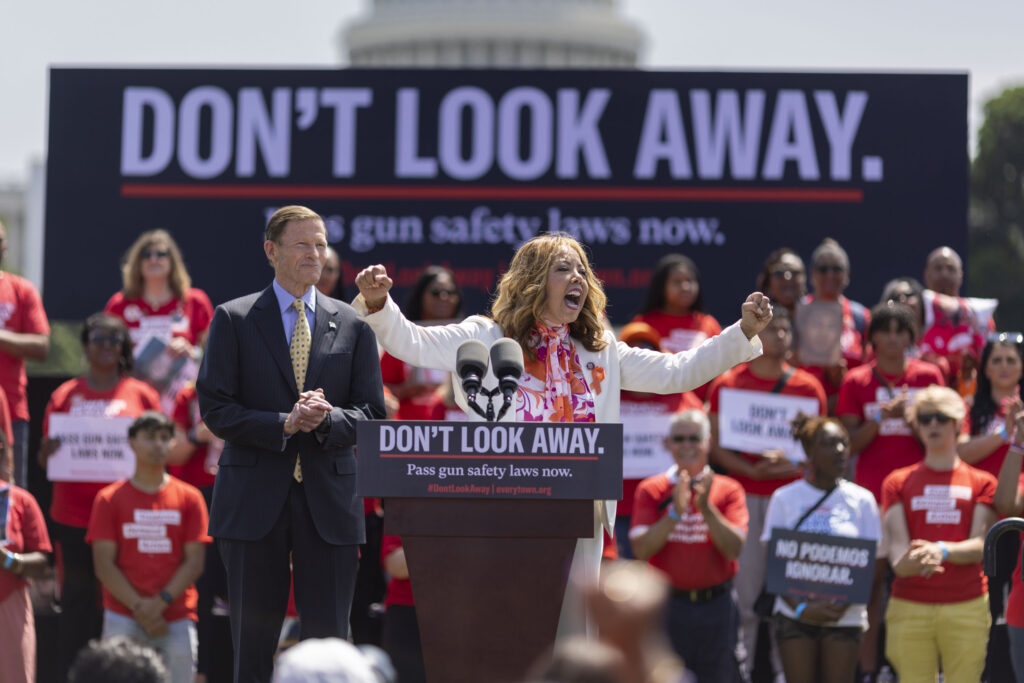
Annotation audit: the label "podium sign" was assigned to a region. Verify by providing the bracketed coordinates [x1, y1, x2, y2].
[357, 421, 623, 500]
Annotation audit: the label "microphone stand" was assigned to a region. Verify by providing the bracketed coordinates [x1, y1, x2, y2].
[465, 387, 502, 422]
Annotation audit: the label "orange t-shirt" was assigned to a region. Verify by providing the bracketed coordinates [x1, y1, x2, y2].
[882, 460, 996, 604]
[86, 476, 210, 621]
[44, 377, 161, 527]
[708, 364, 826, 497]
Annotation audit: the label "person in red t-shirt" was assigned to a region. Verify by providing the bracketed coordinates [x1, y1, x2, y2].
[631, 254, 722, 401]
[797, 238, 870, 412]
[836, 302, 945, 678]
[380, 266, 463, 421]
[882, 385, 997, 683]
[631, 409, 747, 682]
[37, 314, 161, 680]
[105, 229, 213, 412]
[87, 411, 210, 683]
[616, 321, 703, 559]
[0, 219, 51, 489]
[961, 335, 1024, 478]
[0, 386, 13, 481]
[994, 411, 1024, 683]
[0, 424, 52, 683]
[708, 307, 825, 681]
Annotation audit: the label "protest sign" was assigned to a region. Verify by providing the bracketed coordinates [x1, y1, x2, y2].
[46, 415, 135, 482]
[764, 528, 877, 603]
[718, 388, 820, 462]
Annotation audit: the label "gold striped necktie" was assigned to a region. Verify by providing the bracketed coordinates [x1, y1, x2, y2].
[289, 298, 311, 482]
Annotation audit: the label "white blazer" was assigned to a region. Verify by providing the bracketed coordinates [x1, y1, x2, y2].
[355, 294, 763, 534]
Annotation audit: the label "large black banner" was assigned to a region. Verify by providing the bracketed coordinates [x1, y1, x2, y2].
[46, 68, 967, 321]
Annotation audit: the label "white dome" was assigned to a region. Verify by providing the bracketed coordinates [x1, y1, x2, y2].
[343, 0, 645, 68]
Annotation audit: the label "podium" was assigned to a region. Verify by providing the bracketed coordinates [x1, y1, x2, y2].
[358, 421, 622, 683]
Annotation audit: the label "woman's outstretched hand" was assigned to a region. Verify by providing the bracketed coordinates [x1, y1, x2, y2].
[355, 264, 393, 311]
[740, 292, 774, 339]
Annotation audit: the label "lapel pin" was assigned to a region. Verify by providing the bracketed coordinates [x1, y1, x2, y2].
[329, 321, 337, 330]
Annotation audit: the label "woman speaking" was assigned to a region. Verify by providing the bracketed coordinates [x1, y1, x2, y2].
[355, 233, 772, 636]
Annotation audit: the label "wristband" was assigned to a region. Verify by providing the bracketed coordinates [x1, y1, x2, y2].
[366, 300, 385, 315]
[187, 427, 201, 446]
[999, 424, 1010, 442]
[794, 602, 808, 619]
[159, 590, 174, 605]
[668, 507, 682, 522]
[937, 541, 949, 562]
[871, 408, 883, 423]
[2, 553, 14, 570]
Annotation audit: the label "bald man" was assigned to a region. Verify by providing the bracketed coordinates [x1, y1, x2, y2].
[923, 246, 963, 297]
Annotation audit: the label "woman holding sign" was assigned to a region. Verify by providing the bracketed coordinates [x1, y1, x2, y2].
[761, 414, 881, 683]
[354, 232, 772, 637]
[37, 314, 160, 680]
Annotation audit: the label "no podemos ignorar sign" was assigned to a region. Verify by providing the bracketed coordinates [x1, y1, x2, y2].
[764, 529, 877, 604]
[356, 421, 623, 500]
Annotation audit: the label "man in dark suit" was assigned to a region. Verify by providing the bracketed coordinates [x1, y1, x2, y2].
[197, 205, 385, 682]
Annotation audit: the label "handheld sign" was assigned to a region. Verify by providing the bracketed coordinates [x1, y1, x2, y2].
[46, 415, 135, 482]
[795, 300, 844, 366]
[357, 421, 623, 500]
[718, 388, 820, 462]
[620, 404, 674, 480]
[764, 529, 877, 604]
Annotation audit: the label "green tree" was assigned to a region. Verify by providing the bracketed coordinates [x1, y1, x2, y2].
[970, 85, 1024, 330]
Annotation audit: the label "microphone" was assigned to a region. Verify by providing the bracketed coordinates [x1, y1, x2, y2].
[490, 338, 524, 420]
[455, 339, 489, 403]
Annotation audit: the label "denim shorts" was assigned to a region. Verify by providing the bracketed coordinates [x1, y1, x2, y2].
[773, 613, 863, 643]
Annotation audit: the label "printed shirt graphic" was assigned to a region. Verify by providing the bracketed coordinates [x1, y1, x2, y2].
[105, 288, 213, 348]
[882, 460, 996, 604]
[631, 466, 747, 590]
[86, 476, 211, 621]
[44, 377, 161, 527]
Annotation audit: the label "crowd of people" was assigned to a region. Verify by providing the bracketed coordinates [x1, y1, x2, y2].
[0, 208, 1021, 683]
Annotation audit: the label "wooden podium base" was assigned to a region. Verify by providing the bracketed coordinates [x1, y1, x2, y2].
[387, 498, 593, 683]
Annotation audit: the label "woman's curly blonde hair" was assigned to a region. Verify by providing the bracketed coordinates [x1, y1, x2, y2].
[491, 233, 608, 359]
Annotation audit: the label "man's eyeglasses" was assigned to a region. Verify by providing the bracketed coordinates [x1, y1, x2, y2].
[916, 412, 953, 426]
[140, 249, 170, 260]
[669, 434, 703, 444]
[990, 332, 1024, 345]
[88, 335, 125, 347]
[814, 265, 845, 274]
[429, 288, 458, 299]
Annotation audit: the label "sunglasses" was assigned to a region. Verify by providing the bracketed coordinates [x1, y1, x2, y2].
[916, 412, 953, 426]
[990, 332, 1024, 345]
[770, 269, 803, 279]
[428, 288, 458, 299]
[141, 249, 170, 260]
[89, 335, 125, 347]
[814, 265, 845, 274]
[669, 434, 703, 444]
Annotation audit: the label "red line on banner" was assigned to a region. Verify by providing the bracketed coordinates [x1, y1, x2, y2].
[379, 453, 599, 461]
[120, 183, 863, 203]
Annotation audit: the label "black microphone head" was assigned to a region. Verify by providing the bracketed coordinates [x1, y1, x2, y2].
[456, 339, 489, 394]
[490, 338, 524, 381]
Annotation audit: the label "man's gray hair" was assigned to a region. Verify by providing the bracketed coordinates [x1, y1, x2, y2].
[668, 409, 710, 442]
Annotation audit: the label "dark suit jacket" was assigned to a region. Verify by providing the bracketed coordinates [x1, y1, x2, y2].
[197, 285, 385, 545]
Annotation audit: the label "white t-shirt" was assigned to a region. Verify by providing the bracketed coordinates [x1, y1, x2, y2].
[760, 478, 882, 630]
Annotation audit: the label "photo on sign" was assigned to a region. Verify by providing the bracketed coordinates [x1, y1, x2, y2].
[795, 300, 843, 366]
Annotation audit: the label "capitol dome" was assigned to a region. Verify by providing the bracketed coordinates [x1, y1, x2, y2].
[343, 0, 644, 68]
